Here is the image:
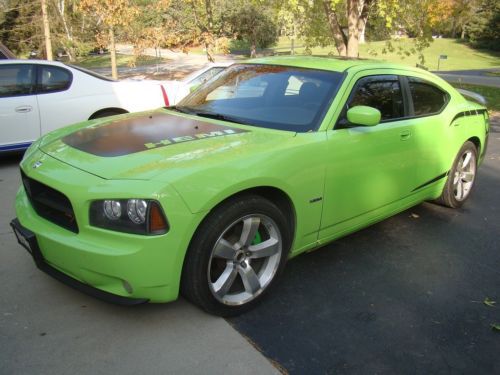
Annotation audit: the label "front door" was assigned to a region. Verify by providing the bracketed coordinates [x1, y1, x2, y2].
[0, 64, 39, 150]
[319, 73, 419, 240]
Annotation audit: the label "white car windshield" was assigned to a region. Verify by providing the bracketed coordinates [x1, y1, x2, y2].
[176, 64, 343, 132]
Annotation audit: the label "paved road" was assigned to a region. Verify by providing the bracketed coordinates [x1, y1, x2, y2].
[436, 69, 500, 88]
[93, 44, 236, 80]
[0, 156, 278, 375]
[230, 119, 500, 373]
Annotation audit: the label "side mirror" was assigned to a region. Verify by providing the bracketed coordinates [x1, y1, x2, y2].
[346, 105, 381, 127]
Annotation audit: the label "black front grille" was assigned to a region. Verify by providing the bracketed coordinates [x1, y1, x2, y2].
[21, 170, 79, 233]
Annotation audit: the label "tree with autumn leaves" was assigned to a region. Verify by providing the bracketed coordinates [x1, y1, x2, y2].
[1, 0, 498, 72]
[78, 0, 139, 79]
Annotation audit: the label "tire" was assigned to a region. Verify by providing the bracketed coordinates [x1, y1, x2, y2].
[436, 141, 478, 208]
[181, 195, 291, 317]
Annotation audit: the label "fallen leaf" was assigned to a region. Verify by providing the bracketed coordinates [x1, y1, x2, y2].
[491, 323, 500, 331]
[484, 297, 496, 307]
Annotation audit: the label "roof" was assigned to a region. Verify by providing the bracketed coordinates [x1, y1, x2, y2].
[0, 59, 67, 66]
[246, 55, 427, 75]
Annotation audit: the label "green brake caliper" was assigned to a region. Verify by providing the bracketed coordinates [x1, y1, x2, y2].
[251, 231, 262, 245]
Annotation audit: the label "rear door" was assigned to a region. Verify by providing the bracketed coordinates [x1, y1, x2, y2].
[320, 72, 419, 239]
[403, 76, 452, 189]
[0, 64, 40, 150]
[34, 64, 75, 134]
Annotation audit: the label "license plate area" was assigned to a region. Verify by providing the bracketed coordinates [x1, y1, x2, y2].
[10, 219, 43, 265]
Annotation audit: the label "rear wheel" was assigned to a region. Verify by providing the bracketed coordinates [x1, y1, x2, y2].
[436, 141, 478, 208]
[181, 195, 291, 317]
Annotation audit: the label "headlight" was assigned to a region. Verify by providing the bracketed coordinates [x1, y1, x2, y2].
[90, 199, 168, 235]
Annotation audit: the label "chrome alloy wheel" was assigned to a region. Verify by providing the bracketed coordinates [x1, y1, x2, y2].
[207, 214, 282, 306]
[453, 149, 476, 201]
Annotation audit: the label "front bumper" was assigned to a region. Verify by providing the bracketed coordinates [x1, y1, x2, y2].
[10, 218, 148, 305]
[14, 149, 204, 304]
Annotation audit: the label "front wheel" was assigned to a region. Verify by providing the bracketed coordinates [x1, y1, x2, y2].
[436, 141, 478, 208]
[181, 195, 291, 317]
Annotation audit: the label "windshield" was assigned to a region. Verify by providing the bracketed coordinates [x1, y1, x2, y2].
[177, 64, 343, 132]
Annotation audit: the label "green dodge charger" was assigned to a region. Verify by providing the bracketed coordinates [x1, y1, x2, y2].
[11, 57, 489, 316]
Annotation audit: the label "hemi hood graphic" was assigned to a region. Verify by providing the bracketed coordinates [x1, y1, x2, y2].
[62, 112, 248, 157]
[40, 109, 295, 180]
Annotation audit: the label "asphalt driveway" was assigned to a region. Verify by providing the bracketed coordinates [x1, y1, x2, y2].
[229, 120, 500, 373]
[1, 120, 499, 374]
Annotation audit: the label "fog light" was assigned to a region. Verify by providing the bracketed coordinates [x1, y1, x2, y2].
[127, 199, 147, 224]
[103, 200, 121, 220]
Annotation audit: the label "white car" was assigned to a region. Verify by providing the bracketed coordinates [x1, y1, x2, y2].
[0, 60, 169, 152]
[161, 62, 232, 105]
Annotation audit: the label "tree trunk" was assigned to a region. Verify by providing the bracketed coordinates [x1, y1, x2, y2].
[109, 27, 118, 80]
[359, 23, 366, 44]
[323, 1, 347, 56]
[56, 0, 75, 61]
[205, 41, 215, 62]
[346, 0, 361, 57]
[357, 0, 370, 44]
[461, 27, 466, 39]
[204, 0, 215, 62]
[57, 0, 72, 41]
[40, 0, 53, 60]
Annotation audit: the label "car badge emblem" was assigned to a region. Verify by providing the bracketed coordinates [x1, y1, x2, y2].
[33, 161, 43, 169]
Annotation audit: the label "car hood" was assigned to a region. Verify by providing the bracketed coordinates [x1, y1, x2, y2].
[39, 109, 295, 180]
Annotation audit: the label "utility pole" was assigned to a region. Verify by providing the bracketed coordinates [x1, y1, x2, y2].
[109, 27, 118, 80]
[41, 0, 53, 60]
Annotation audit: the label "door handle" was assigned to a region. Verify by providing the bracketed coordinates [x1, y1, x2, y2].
[400, 130, 411, 141]
[15, 105, 33, 113]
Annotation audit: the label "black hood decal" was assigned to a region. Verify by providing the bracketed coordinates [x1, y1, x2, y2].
[62, 112, 248, 157]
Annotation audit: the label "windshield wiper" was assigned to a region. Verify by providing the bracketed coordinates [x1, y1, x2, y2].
[166, 105, 196, 114]
[193, 111, 253, 126]
[167, 106, 252, 126]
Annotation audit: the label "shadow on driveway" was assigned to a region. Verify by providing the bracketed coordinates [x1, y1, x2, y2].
[228, 143, 500, 374]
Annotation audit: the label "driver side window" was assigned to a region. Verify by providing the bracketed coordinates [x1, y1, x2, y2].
[342, 75, 404, 124]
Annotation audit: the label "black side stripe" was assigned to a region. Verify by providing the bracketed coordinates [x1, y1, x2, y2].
[451, 108, 488, 124]
[412, 171, 449, 192]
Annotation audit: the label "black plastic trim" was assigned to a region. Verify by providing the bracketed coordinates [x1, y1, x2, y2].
[335, 74, 408, 129]
[412, 171, 449, 192]
[10, 218, 149, 306]
[451, 108, 488, 124]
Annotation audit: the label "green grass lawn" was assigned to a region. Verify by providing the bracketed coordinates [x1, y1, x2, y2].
[449, 83, 500, 111]
[74, 54, 169, 69]
[270, 37, 500, 71]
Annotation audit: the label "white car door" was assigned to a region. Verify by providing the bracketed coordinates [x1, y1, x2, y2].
[0, 64, 40, 151]
[34, 64, 80, 134]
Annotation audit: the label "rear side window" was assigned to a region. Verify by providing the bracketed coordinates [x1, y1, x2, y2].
[0, 64, 34, 97]
[37, 66, 72, 94]
[409, 77, 448, 116]
[348, 75, 404, 121]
